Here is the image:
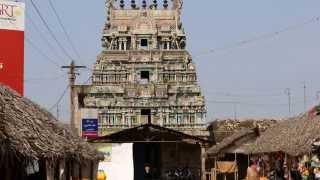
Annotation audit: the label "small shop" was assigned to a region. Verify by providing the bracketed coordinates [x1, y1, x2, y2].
[244, 115, 320, 180]
[91, 124, 212, 180]
[204, 128, 259, 180]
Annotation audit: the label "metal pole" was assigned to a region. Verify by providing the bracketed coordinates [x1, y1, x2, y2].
[233, 103, 238, 121]
[303, 82, 307, 112]
[56, 103, 60, 121]
[316, 91, 320, 103]
[285, 88, 291, 117]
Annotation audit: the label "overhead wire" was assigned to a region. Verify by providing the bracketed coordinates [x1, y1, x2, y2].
[25, 36, 61, 68]
[26, 13, 66, 63]
[207, 100, 305, 107]
[49, 85, 69, 111]
[30, 0, 74, 62]
[46, 0, 81, 60]
[195, 16, 320, 58]
[24, 74, 67, 82]
[204, 91, 284, 98]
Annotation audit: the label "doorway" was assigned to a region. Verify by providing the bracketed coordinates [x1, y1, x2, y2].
[141, 109, 151, 124]
[133, 143, 161, 180]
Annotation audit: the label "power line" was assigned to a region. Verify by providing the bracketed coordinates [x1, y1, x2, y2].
[285, 88, 292, 116]
[204, 91, 284, 98]
[49, 85, 69, 111]
[207, 99, 305, 107]
[30, 0, 74, 61]
[195, 16, 320, 58]
[47, 0, 81, 59]
[24, 74, 67, 82]
[26, 13, 66, 63]
[4, 74, 66, 82]
[25, 36, 61, 68]
[82, 75, 92, 85]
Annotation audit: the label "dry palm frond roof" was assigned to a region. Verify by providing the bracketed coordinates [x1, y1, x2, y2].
[0, 84, 102, 162]
[248, 116, 320, 156]
[205, 128, 258, 157]
[209, 118, 278, 142]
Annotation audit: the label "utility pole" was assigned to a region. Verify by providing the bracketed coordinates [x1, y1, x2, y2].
[302, 81, 307, 112]
[233, 103, 238, 121]
[316, 91, 320, 103]
[285, 88, 292, 117]
[62, 61, 86, 130]
[56, 103, 60, 121]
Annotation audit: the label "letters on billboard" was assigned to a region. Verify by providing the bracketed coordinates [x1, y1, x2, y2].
[0, 1, 25, 95]
[0, 1, 25, 31]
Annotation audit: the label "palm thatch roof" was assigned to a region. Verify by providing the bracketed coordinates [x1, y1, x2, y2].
[0, 84, 102, 165]
[208, 118, 278, 142]
[248, 116, 320, 156]
[204, 128, 259, 157]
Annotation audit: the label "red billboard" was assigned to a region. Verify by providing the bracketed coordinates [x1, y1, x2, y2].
[0, 1, 25, 95]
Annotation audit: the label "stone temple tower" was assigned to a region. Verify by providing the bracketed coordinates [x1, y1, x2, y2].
[73, 0, 208, 137]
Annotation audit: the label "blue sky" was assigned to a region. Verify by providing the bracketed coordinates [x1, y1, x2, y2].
[24, 0, 320, 122]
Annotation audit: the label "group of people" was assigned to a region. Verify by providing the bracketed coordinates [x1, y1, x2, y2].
[246, 153, 320, 180]
[246, 153, 286, 180]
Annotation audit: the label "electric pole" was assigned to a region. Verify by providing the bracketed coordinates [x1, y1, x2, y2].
[233, 103, 238, 121]
[316, 91, 320, 103]
[302, 81, 307, 112]
[62, 61, 86, 130]
[56, 103, 60, 121]
[285, 88, 292, 117]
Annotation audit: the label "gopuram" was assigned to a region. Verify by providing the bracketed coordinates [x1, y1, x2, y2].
[73, 0, 208, 138]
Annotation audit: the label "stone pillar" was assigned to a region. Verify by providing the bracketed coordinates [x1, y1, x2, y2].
[167, 41, 170, 50]
[124, 39, 128, 50]
[122, 112, 125, 126]
[118, 40, 122, 50]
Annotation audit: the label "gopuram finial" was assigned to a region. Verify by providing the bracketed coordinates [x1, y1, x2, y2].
[120, 0, 125, 9]
[152, 0, 158, 9]
[163, 0, 168, 9]
[142, 0, 147, 8]
[131, 0, 136, 8]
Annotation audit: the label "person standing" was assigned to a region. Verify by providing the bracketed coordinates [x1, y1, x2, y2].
[275, 154, 285, 180]
[247, 160, 259, 180]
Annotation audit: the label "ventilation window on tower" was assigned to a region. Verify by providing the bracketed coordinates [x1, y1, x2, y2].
[140, 71, 150, 84]
[140, 39, 148, 50]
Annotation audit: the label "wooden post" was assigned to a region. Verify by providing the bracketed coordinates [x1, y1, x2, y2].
[90, 161, 94, 180]
[79, 163, 82, 180]
[65, 160, 70, 180]
[214, 157, 217, 180]
[235, 153, 238, 180]
[201, 144, 206, 180]
[71, 160, 74, 180]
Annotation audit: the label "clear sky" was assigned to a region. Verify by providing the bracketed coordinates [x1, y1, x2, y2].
[24, 0, 320, 122]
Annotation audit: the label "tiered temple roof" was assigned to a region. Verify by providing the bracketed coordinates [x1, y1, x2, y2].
[73, 0, 208, 137]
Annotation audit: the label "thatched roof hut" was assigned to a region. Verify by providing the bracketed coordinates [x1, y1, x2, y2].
[0, 84, 102, 178]
[204, 128, 259, 157]
[208, 118, 278, 142]
[248, 116, 320, 156]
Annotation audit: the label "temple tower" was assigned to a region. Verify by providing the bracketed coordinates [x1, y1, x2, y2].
[73, 0, 208, 137]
